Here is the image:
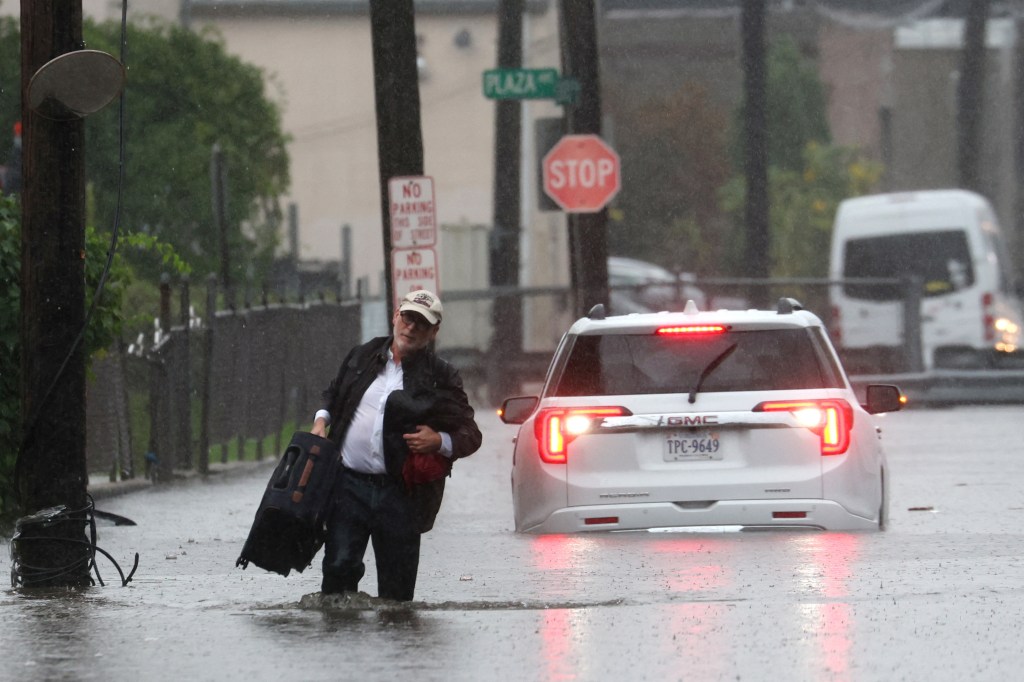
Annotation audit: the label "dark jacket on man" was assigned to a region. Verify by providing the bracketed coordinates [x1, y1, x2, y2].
[322, 335, 481, 531]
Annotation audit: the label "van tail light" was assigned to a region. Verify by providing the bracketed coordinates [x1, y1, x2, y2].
[534, 406, 632, 464]
[982, 292, 994, 342]
[754, 399, 853, 455]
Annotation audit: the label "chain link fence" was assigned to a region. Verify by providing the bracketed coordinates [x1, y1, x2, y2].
[85, 283, 362, 481]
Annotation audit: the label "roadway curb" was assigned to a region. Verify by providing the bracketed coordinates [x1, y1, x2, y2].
[88, 459, 277, 501]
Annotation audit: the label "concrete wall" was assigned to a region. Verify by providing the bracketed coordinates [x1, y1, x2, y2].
[817, 20, 893, 164]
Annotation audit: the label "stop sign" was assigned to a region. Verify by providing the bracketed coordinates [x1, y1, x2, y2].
[542, 134, 621, 213]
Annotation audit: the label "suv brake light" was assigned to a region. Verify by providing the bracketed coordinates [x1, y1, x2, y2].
[656, 325, 725, 336]
[534, 406, 632, 464]
[754, 399, 853, 455]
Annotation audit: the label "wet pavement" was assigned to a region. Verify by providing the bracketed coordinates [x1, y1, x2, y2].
[3, 406, 1024, 681]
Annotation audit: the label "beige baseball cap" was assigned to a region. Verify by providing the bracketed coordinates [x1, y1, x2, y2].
[398, 289, 443, 325]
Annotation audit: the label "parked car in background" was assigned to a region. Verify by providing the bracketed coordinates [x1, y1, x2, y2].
[607, 256, 706, 313]
[500, 298, 903, 533]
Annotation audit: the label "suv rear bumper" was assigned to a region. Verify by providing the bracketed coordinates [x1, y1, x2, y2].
[518, 499, 879, 533]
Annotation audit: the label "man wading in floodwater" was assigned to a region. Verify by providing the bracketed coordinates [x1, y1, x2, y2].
[311, 290, 482, 601]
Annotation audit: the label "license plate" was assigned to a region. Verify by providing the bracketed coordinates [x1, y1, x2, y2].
[663, 431, 723, 461]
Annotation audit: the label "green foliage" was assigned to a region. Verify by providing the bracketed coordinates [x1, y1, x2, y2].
[720, 142, 882, 278]
[0, 17, 17, 137]
[0, 16, 290, 285]
[84, 229, 193, 351]
[0, 197, 20, 518]
[0, 196, 189, 519]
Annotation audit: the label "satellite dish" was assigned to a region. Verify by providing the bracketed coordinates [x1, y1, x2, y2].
[28, 49, 126, 121]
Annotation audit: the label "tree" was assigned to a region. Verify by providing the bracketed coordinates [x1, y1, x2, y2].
[0, 196, 20, 522]
[1, 194, 187, 523]
[721, 142, 881, 279]
[0, 17, 19, 178]
[0, 16, 290, 283]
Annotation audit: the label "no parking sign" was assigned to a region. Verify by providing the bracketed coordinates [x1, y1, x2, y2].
[391, 247, 439, 311]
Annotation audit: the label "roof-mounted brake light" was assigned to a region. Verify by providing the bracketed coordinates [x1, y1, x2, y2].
[656, 325, 725, 336]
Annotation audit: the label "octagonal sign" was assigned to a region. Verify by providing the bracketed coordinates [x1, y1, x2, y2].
[542, 134, 621, 213]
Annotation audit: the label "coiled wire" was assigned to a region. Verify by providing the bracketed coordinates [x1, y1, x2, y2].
[10, 493, 139, 589]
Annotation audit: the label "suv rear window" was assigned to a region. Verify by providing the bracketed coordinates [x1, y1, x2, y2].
[842, 229, 974, 300]
[552, 329, 843, 397]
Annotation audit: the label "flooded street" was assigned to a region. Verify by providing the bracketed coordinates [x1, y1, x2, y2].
[3, 406, 1024, 681]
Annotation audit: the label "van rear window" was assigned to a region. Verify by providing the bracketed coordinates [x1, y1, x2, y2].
[842, 229, 974, 300]
[551, 329, 842, 397]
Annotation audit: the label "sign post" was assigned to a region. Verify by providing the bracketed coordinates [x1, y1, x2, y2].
[542, 134, 621, 213]
[388, 175, 439, 310]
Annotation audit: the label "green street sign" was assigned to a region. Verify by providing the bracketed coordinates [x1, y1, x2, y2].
[483, 68, 560, 100]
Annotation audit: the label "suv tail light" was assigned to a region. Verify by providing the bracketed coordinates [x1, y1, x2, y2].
[534, 406, 632, 464]
[754, 399, 854, 455]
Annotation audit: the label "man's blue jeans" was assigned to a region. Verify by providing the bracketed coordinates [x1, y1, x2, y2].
[321, 469, 421, 601]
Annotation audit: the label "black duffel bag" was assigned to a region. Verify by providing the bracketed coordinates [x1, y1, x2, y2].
[236, 431, 341, 576]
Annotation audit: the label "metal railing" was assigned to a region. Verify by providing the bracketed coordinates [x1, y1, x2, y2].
[85, 272, 1020, 480]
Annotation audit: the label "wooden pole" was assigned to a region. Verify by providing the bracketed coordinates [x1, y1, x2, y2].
[956, 0, 991, 193]
[488, 0, 525, 404]
[17, 0, 91, 586]
[741, 0, 770, 306]
[559, 0, 609, 318]
[369, 0, 424, 311]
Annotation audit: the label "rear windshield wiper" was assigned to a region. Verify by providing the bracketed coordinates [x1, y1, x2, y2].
[689, 343, 737, 404]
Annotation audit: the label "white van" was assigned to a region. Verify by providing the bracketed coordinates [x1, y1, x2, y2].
[828, 189, 1023, 371]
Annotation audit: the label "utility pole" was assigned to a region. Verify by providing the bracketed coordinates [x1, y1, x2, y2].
[559, 0, 609, 318]
[488, 0, 524, 404]
[211, 143, 234, 308]
[741, 0, 769, 307]
[17, 0, 91, 586]
[370, 0, 424, 310]
[957, 0, 990, 193]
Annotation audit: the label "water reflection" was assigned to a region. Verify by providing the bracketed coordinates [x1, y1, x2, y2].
[1, 588, 113, 682]
[649, 536, 730, 594]
[539, 609, 574, 681]
[520, 530, 863, 678]
[793, 532, 861, 679]
[528, 534, 597, 573]
[525, 533, 738, 678]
